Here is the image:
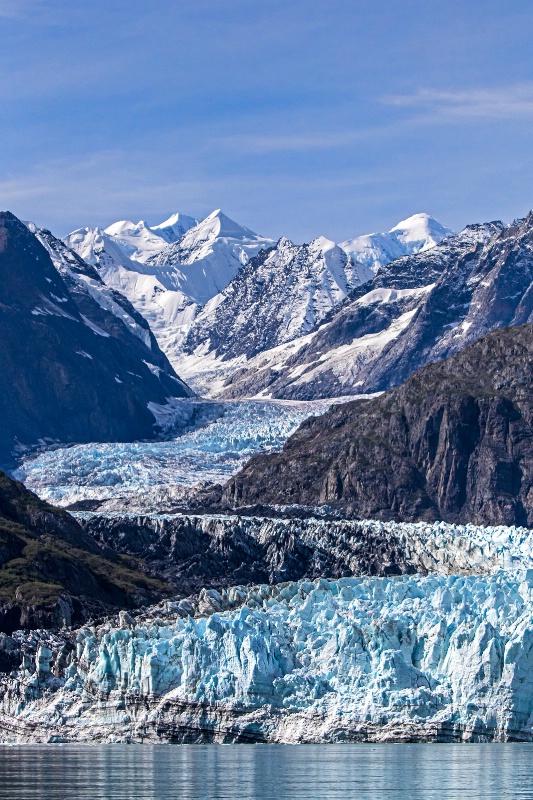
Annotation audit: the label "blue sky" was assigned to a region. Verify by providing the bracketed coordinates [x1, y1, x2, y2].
[1, 0, 533, 242]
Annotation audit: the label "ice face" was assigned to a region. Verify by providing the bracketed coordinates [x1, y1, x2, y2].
[5, 568, 533, 743]
[14, 398, 343, 506]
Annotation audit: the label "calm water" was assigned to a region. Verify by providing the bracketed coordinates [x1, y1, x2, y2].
[0, 744, 531, 799]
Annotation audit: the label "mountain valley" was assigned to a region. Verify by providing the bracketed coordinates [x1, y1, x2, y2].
[1, 200, 533, 745]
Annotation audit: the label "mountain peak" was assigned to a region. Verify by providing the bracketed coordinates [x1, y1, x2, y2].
[389, 213, 454, 249]
[151, 212, 198, 238]
[309, 235, 338, 254]
[390, 211, 433, 230]
[104, 219, 143, 237]
[191, 209, 259, 241]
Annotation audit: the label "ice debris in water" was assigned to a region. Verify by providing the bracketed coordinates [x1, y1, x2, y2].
[5, 569, 533, 742]
[14, 398, 342, 506]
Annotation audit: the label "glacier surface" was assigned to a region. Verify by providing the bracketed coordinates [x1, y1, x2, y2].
[14, 398, 350, 506]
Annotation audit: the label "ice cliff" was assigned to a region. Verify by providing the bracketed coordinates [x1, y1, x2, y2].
[2, 521, 533, 743]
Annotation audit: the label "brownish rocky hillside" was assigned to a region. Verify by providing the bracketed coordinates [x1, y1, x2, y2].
[223, 324, 533, 526]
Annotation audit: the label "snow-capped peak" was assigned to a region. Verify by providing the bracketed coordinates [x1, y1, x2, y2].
[104, 219, 142, 237]
[390, 213, 454, 251]
[98, 213, 199, 263]
[276, 236, 295, 250]
[146, 210, 275, 305]
[340, 212, 454, 273]
[101, 219, 169, 263]
[180, 209, 265, 247]
[309, 235, 338, 255]
[151, 212, 198, 240]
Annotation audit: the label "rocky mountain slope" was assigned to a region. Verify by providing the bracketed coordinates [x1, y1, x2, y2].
[0, 472, 168, 634]
[0, 212, 191, 466]
[222, 324, 533, 526]
[65, 211, 451, 394]
[181, 237, 367, 367]
[219, 219, 513, 399]
[181, 214, 452, 381]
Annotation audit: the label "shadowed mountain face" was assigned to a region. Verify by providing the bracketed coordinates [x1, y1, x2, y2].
[223, 324, 533, 526]
[0, 471, 168, 634]
[0, 212, 191, 466]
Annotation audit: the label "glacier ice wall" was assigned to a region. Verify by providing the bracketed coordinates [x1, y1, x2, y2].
[3, 564, 533, 743]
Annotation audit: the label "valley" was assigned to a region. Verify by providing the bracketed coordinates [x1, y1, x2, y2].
[0, 202, 532, 744]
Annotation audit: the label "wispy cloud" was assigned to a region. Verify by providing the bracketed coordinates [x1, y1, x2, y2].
[0, 152, 221, 232]
[382, 84, 533, 119]
[215, 131, 366, 153]
[0, 0, 35, 17]
[0, 147, 395, 241]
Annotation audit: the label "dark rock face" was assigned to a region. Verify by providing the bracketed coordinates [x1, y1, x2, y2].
[182, 238, 359, 362]
[223, 324, 533, 526]
[0, 212, 191, 466]
[82, 513, 419, 598]
[35, 226, 176, 372]
[0, 471, 169, 634]
[360, 215, 533, 393]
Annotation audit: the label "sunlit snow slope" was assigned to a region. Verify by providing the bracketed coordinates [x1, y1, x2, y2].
[65, 211, 451, 394]
[65, 209, 274, 376]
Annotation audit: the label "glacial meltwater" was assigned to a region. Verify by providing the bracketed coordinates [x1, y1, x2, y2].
[0, 744, 531, 799]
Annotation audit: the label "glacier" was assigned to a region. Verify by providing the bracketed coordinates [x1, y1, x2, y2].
[3, 542, 533, 743]
[77, 514, 533, 583]
[14, 398, 350, 507]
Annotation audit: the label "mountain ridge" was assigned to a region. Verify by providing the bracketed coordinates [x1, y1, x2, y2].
[221, 323, 533, 526]
[0, 211, 191, 466]
[66, 208, 451, 394]
[217, 218, 517, 399]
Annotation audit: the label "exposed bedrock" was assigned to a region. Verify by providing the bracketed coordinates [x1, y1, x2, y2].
[223, 325, 533, 526]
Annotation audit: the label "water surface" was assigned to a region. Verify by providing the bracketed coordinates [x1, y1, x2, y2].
[0, 744, 531, 799]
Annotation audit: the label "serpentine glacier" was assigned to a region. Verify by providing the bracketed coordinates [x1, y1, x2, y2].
[14, 398, 354, 508]
[2, 520, 533, 743]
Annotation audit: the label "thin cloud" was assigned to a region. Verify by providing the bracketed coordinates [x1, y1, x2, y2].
[217, 131, 364, 153]
[215, 119, 421, 154]
[382, 84, 533, 119]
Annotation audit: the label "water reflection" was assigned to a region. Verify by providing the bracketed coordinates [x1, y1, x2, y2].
[0, 743, 531, 799]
